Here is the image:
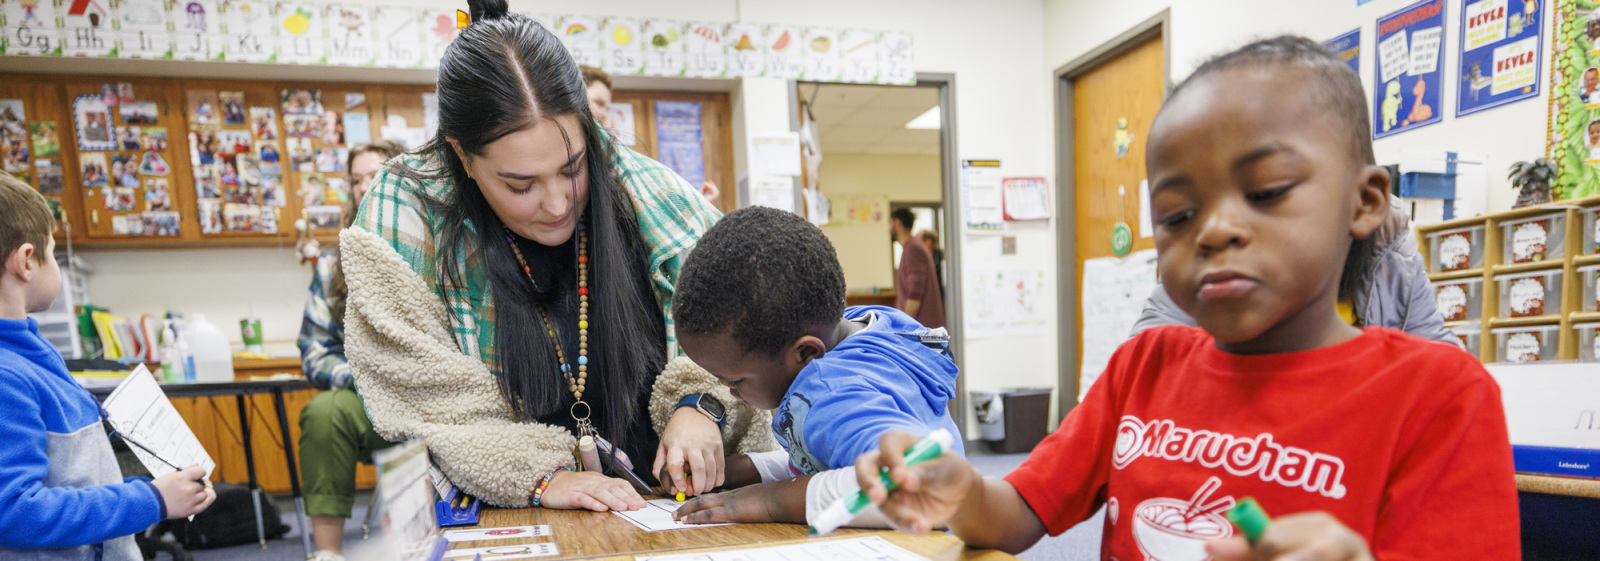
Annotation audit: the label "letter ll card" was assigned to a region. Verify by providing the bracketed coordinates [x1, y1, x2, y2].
[442, 525, 551, 542]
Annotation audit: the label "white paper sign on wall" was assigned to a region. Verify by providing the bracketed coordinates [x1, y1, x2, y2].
[323, 3, 372, 66]
[373, 5, 419, 68]
[641, 18, 684, 77]
[839, 28, 878, 83]
[274, 1, 321, 64]
[557, 15, 600, 68]
[117, 0, 171, 59]
[601, 17, 642, 75]
[762, 24, 802, 79]
[173, 0, 223, 61]
[683, 21, 724, 78]
[801, 27, 840, 82]
[221, 0, 274, 63]
[724, 22, 762, 77]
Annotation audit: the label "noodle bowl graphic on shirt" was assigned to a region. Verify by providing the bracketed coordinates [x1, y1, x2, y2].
[1132, 477, 1234, 561]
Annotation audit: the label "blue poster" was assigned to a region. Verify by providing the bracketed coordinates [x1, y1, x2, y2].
[1324, 28, 1361, 76]
[1374, 0, 1446, 139]
[654, 101, 705, 186]
[1456, 0, 1542, 117]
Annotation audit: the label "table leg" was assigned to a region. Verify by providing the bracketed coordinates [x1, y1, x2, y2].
[273, 388, 313, 557]
[235, 395, 266, 550]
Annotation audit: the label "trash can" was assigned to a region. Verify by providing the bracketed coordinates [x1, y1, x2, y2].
[972, 388, 1052, 453]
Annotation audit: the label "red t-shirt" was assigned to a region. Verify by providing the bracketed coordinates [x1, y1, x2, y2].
[1005, 326, 1519, 561]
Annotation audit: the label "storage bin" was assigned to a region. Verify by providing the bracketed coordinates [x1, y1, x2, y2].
[1494, 325, 1560, 364]
[1582, 265, 1600, 313]
[1433, 278, 1482, 321]
[1425, 225, 1484, 273]
[1451, 323, 1481, 357]
[1582, 206, 1599, 256]
[1497, 269, 1563, 318]
[1501, 213, 1566, 264]
[1577, 322, 1600, 362]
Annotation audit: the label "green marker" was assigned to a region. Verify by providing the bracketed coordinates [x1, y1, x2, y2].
[807, 429, 954, 536]
[1226, 498, 1271, 545]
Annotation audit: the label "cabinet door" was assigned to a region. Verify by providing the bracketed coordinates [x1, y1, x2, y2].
[0, 77, 74, 243]
[610, 90, 735, 211]
[58, 78, 189, 242]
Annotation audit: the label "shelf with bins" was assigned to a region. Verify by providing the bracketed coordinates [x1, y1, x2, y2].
[1415, 195, 1600, 364]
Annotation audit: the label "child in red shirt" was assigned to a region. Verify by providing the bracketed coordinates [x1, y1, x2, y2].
[854, 36, 1519, 561]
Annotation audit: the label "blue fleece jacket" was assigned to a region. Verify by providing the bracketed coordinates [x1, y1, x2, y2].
[0, 317, 162, 559]
[773, 306, 964, 475]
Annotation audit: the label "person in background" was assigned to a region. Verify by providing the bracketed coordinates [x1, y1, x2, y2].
[915, 229, 945, 302]
[581, 65, 613, 130]
[890, 208, 944, 329]
[0, 173, 215, 560]
[296, 139, 406, 561]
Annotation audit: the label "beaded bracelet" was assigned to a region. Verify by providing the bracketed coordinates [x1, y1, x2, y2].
[532, 466, 569, 508]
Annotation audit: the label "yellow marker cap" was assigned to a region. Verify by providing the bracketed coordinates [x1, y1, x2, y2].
[675, 491, 686, 502]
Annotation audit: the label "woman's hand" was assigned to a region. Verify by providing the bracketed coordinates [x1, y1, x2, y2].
[652, 407, 725, 496]
[1205, 511, 1374, 561]
[537, 470, 646, 512]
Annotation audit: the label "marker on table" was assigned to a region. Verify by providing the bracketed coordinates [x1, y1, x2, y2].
[809, 429, 955, 536]
[1226, 498, 1271, 545]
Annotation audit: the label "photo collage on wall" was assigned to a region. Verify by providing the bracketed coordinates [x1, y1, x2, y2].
[286, 87, 357, 232]
[189, 88, 284, 234]
[1, 98, 66, 232]
[70, 83, 179, 237]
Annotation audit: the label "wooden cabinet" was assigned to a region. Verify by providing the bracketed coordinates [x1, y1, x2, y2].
[0, 79, 70, 241]
[170, 358, 375, 496]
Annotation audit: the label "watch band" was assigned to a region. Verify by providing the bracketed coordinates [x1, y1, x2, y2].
[676, 393, 725, 428]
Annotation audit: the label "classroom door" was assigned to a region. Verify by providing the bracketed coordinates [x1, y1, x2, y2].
[1069, 35, 1163, 396]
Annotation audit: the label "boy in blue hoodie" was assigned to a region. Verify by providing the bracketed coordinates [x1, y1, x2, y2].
[668, 207, 962, 527]
[0, 174, 216, 560]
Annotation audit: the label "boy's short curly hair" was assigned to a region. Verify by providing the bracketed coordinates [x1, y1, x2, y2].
[673, 207, 846, 356]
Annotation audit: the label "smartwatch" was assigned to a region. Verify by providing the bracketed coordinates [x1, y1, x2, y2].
[675, 393, 726, 429]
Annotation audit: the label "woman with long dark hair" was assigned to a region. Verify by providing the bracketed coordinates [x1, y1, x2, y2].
[338, 0, 773, 517]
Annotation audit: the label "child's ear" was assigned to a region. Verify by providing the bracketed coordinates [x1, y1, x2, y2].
[3, 243, 37, 281]
[1350, 165, 1390, 240]
[789, 335, 827, 368]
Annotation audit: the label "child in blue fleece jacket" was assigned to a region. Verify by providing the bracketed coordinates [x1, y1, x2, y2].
[0, 174, 215, 560]
[667, 207, 963, 528]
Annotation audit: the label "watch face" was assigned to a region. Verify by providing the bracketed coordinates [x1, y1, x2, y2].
[700, 395, 726, 418]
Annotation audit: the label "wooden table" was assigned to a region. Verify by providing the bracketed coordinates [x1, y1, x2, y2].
[454, 505, 1016, 561]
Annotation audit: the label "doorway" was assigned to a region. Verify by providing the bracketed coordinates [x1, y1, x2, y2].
[1053, 12, 1169, 416]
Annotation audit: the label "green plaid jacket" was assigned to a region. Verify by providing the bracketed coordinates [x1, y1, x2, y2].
[351, 143, 721, 369]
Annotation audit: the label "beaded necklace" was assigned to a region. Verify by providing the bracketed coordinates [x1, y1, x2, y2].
[505, 222, 594, 435]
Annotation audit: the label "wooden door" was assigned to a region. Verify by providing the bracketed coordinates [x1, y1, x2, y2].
[610, 90, 736, 211]
[1072, 36, 1164, 379]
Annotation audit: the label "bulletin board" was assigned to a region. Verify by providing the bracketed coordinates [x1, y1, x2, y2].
[1545, 0, 1600, 200]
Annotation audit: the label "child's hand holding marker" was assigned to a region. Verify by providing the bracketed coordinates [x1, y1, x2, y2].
[852, 429, 977, 535]
[1207, 499, 1374, 561]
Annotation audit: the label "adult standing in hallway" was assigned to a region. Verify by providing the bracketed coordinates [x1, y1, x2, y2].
[891, 208, 944, 328]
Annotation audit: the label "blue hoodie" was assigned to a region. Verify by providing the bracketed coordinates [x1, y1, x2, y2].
[0, 317, 163, 561]
[773, 306, 964, 475]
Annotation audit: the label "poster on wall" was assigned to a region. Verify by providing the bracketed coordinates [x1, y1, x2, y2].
[724, 22, 763, 77]
[601, 17, 643, 75]
[1374, 0, 1446, 139]
[1457, 0, 1542, 117]
[173, 0, 225, 61]
[2, 0, 62, 56]
[62, 0, 116, 58]
[762, 24, 802, 79]
[962, 159, 1004, 233]
[222, 0, 275, 63]
[684, 21, 725, 78]
[840, 29, 880, 83]
[1077, 250, 1157, 397]
[118, 0, 173, 59]
[964, 262, 1049, 340]
[374, 6, 421, 68]
[879, 31, 915, 85]
[1544, 0, 1600, 200]
[802, 27, 842, 82]
[276, 1, 323, 64]
[641, 18, 685, 77]
[654, 101, 705, 185]
[323, 3, 374, 66]
[557, 15, 601, 67]
[420, 8, 458, 64]
[1324, 28, 1361, 76]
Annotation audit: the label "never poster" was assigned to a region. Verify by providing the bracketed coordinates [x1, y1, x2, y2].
[1545, 0, 1600, 199]
[654, 101, 704, 185]
[2, 0, 61, 56]
[173, 0, 224, 61]
[221, 0, 274, 63]
[1374, 0, 1445, 139]
[117, 0, 172, 59]
[276, 1, 323, 64]
[62, 0, 116, 57]
[324, 3, 373, 66]
[1324, 28, 1361, 76]
[1458, 0, 1542, 116]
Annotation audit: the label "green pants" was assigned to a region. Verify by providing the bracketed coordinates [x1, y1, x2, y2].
[298, 388, 396, 518]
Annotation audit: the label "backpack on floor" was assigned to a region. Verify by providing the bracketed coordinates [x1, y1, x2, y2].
[170, 482, 291, 549]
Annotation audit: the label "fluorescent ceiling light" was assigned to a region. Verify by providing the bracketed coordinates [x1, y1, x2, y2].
[904, 106, 940, 130]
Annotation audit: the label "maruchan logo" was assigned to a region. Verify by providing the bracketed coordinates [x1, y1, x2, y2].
[1112, 415, 1348, 499]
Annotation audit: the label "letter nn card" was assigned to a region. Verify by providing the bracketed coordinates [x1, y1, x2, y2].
[441, 525, 552, 542]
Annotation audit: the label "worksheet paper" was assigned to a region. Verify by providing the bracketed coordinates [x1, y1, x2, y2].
[636, 535, 930, 561]
[442, 542, 559, 559]
[101, 366, 217, 479]
[613, 499, 731, 532]
[442, 525, 551, 542]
